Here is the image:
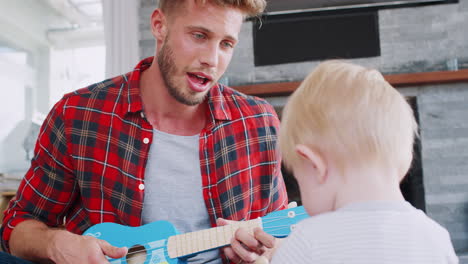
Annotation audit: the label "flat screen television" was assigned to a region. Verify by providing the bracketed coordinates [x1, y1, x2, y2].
[264, 0, 458, 15]
[253, 0, 458, 66]
[253, 10, 381, 66]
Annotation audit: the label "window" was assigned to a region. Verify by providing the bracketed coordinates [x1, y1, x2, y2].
[0, 43, 34, 173]
[49, 45, 105, 107]
[0, 0, 104, 176]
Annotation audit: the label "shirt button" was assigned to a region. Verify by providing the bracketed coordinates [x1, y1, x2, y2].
[138, 183, 145, 190]
[143, 137, 150, 144]
[140, 111, 145, 119]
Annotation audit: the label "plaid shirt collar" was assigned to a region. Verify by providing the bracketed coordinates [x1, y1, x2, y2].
[122, 56, 232, 121]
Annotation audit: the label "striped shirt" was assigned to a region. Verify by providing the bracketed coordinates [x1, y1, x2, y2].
[1, 57, 288, 261]
[272, 201, 459, 264]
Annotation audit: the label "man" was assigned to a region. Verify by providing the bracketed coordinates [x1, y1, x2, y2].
[0, 0, 288, 263]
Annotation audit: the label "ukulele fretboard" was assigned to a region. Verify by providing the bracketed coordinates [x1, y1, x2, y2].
[167, 218, 262, 258]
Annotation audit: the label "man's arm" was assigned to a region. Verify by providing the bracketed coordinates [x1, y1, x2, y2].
[1, 99, 126, 263]
[9, 220, 53, 263]
[10, 220, 126, 264]
[1, 100, 73, 254]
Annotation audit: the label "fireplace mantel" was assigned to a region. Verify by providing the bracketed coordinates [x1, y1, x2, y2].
[233, 69, 468, 97]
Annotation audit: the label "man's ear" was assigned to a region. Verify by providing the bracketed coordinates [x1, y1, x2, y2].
[295, 144, 327, 184]
[150, 9, 167, 42]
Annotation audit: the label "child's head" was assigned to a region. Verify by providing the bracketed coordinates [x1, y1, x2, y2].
[279, 60, 418, 214]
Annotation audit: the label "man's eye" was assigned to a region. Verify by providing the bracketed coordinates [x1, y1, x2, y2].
[221, 41, 233, 49]
[193, 33, 205, 39]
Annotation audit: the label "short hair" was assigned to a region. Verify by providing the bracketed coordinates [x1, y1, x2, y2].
[279, 60, 418, 177]
[158, 0, 266, 18]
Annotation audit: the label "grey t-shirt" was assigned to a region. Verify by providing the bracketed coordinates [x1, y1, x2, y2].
[142, 128, 221, 264]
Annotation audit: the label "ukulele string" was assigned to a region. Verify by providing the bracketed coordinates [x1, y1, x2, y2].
[109, 212, 308, 261]
[115, 241, 223, 259]
[110, 227, 289, 263]
[112, 242, 227, 263]
[112, 227, 303, 260]
[260, 212, 308, 225]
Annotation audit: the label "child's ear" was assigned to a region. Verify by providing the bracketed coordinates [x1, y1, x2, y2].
[295, 144, 327, 184]
[150, 9, 167, 42]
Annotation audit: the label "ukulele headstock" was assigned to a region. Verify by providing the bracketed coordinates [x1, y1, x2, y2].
[261, 206, 309, 238]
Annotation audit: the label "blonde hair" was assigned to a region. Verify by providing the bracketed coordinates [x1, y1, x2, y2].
[279, 61, 418, 177]
[159, 0, 266, 17]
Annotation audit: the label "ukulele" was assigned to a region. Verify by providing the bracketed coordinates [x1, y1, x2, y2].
[84, 206, 308, 264]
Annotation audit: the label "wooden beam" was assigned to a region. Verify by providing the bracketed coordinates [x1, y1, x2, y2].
[234, 69, 468, 97]
[384, 69, 468, 87]
[234, 81, 301, 97]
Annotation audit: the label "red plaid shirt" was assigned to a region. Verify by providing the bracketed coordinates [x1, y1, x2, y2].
[1, 57, 288, 256]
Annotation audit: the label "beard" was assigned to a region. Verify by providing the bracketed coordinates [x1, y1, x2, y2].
[157, 40, 211, 106]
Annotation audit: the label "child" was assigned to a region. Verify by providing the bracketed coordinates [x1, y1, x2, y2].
[271, 61, 458, 264]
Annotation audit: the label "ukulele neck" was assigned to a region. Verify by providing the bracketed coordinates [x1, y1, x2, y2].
[166, 218, 262, 258]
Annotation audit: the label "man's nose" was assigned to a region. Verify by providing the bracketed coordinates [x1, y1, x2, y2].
[200, 43, 219, 68]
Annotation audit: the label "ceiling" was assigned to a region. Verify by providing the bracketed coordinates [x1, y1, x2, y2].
[0, 0, 104, 49]
[68, 0, 102, 22]
[44, 0, 103, 28]
[45, 0, 104, 48]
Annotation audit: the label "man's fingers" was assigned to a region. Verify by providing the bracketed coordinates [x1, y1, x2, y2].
[98, 239, 128, 259]
[231, 236, 260, 262]
[217, 218, 273, 263]
[223, 246, 242, 264]
[235, 228, 260, 251]
[216, 218, 229, 226]
[216, 217, 237, 226]
[253, 228, 276, 249]
[255, 256, 270, 264]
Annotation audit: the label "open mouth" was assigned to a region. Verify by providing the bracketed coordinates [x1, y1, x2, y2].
[188, 73, 211, 85]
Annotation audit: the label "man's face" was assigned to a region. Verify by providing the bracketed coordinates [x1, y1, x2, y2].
[157, 0, 244, 106]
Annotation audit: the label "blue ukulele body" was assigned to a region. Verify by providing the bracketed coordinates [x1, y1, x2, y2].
[85, 220, 182, 264]
[84, 206, 308, 264]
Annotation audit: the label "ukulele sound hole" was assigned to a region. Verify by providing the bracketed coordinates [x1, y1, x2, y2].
[126, 244, 147, 264]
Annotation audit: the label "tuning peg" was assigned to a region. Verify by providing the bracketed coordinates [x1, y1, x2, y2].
[287, 201, 298, 209]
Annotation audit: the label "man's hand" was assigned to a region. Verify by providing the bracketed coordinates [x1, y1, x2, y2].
[255, 256, 270, 264]
[216, 202, 297, 264]
[47, 230, 128, 264]
[216, 218, 280, 264]
[9, 220, 128, 264]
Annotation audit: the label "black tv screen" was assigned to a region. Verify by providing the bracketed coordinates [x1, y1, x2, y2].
[253, 0, 458, 66]
[265, 0, 458, 14]
[253, 11, 381, 66]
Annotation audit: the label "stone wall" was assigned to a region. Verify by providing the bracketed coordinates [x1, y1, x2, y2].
[417, 83, 468, 256]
